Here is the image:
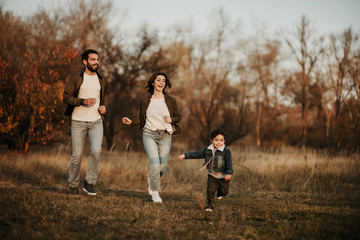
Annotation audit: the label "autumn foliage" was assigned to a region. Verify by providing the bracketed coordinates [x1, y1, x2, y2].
[0, 48, 77, 152]
[1, 1, 360, 152]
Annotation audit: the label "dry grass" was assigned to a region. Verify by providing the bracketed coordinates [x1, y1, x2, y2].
[0, 143, 359, 239]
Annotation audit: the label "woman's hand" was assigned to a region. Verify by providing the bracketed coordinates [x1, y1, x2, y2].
[224, 175, 232, 181]
[122, 117, 132, 125]
[178, 154, 185, 160]
[99, 105, 106, 114]
[165, 116, 172, 124]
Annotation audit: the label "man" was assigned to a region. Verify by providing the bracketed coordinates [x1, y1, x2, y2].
[63, 49, 108, 196]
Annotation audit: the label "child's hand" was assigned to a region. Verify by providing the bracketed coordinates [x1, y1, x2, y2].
[224, 175, 232, 181]
[178, 154, 185, 160]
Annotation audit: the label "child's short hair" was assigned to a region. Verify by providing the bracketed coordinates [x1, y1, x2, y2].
[210, 128, 226, 140]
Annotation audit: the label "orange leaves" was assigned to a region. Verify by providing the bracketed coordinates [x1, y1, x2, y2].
[0, 116, 18, 134]
[1, 44, 78, 152]
[63, 45, 78, 65]
[24, 143, 30, 153]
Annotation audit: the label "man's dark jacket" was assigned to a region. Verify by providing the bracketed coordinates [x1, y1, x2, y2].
[63, 69, 109, 118]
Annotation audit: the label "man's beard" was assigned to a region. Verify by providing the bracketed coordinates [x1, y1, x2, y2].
[87, 63, 98, 72]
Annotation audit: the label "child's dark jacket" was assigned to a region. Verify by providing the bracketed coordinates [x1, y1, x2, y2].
[184, 144, 233, 176]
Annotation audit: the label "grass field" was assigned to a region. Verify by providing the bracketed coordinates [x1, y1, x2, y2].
[0, 143, 359, 239]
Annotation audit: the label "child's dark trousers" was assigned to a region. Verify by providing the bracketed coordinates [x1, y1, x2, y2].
[207, 174, 230, 206]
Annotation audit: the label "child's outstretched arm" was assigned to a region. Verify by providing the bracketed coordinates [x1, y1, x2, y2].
[178, 147, 207, 160]
[182, 147, 207, 160]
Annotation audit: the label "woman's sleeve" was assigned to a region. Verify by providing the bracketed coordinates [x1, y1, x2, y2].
[171, 97, 181, 124]
[131, 99, 142, 126]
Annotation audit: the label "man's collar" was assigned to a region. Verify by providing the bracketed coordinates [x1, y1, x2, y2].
[207, 144, 225, 152]
[79, 68, 102, 79]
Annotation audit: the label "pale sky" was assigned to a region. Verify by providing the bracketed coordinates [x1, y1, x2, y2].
[2, 0, 360, 37]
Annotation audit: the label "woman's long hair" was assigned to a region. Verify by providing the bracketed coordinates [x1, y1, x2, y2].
[146, 72, 172, 94]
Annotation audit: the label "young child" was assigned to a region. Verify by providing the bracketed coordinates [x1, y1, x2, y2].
[178, 128, 233, 212]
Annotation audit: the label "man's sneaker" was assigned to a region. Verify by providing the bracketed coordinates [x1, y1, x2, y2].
[83, 181, 97, 196]
[205, 205, 214, 212]
[148, 177, 152, 195]
[69, 187, 79, 195]
[217, 196, 223, 200]
[151, 191, 162, 203]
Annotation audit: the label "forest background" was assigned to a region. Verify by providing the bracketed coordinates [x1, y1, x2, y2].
[1, 1, 360, 239]
[1, 0, 360, 153]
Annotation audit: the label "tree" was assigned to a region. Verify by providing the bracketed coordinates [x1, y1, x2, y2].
[176, 7, 251, 147]
[0, 8, 77, 152]
[242, 30, 282, 147]
[329, 28, 359, 119]
[283, 15, 325, 147]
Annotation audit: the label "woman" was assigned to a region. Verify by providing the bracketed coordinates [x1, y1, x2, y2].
[122, 72, 181, 203]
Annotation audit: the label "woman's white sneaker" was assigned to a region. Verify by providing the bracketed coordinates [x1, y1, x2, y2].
[151, 191, 162, 203]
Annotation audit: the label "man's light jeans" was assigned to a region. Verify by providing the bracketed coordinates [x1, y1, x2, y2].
[142, 129, 171, 192]
[68, 119, 103, 188]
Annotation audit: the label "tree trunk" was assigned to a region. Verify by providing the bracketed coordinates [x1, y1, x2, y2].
[256, 103, 262, 147]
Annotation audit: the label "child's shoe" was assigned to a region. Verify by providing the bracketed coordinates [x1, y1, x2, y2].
[205, 205, 214, 212]
[216, 192, 225, 199]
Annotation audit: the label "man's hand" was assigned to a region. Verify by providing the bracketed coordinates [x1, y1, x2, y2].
[178, 154, 185, 160]
[224, 175, 232, 181]
[99, 105, 106, 114]
[122, 117, 132, 125]
[83, 98, 96, 106]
